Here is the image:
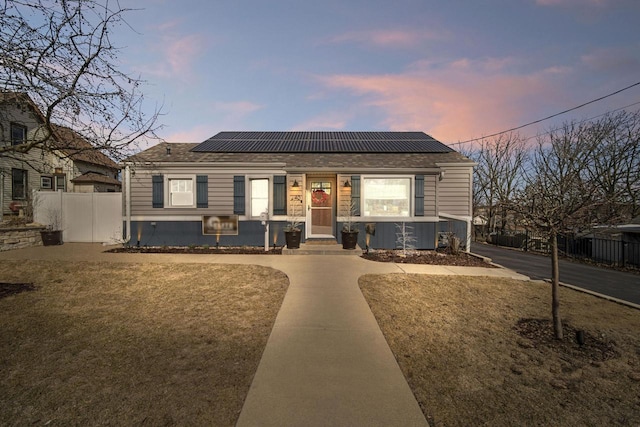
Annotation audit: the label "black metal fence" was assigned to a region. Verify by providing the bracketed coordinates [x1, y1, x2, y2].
[486, 232, 640, 269]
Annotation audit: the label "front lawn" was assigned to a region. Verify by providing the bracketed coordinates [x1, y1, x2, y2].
[0, 260, 288, 426]
[360, 274, 640, 426]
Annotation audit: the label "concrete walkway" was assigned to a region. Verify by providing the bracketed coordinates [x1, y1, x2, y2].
[0, 244, 528, 426]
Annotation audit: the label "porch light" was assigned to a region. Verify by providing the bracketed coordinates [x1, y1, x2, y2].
[343, 179, 351, 188]
[292, 180, 299, 188]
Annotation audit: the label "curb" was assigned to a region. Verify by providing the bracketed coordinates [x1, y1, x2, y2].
[544, 279, 640, 310]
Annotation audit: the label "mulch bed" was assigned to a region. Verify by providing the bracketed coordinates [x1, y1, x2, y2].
[515, 318, 619, 363]
[107, 246, 493, 267]
[361, 249, 497, 267]
[0, 282, 36, 299]
[106, 246, 282, 255]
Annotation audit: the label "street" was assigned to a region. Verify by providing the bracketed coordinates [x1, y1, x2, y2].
[471, 243, 640, 306]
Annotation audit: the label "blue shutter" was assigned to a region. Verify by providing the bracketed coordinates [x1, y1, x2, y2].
[233, 176, 245, 215]
[196, 175, 208, 208]
[351, 175, 360, 216]
[273, 175, 286, 215]
[415, 175, 424, 216]
[152, 175, 163, 208]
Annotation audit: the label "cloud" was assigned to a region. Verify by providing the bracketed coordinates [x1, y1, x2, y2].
[164, 125, 216, 142]
[315, 57, 572, 143]
[162, 34, 205, 77]
[211, 101, 264, 116]
[134, 20, 208, 80]
[326, 29, 445, 48]
[157, 100, 264, 142]
[291, 111, 350, 131]
[581, 47, 640, 76]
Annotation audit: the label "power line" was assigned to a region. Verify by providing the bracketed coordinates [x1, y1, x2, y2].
[448, 81, 640, 146]
[518, 100, 640, 145]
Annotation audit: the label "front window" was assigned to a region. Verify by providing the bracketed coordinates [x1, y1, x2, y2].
[55, 175, 66, 191]
[362, 177, 411, 217]
[169, 178, 193, 206]
[12, 169, 28, 199]
[250, 178, 269, 217]
[10, 123, 26, 146]
[41, 176, 53, 190]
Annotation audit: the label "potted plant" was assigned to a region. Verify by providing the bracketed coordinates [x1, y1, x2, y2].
[284, 195, 303, 249]
[341, 199, 359, 250]
[40, 208, 63, 246]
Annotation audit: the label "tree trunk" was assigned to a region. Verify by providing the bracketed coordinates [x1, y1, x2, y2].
[550, 230, 563, 339]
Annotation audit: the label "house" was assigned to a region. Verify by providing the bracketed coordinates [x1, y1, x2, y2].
[0, 92, 121, 217]
[122, 131, 475, 249]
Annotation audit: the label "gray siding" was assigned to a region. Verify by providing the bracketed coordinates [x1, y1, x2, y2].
[437, 166, 472, 217]
[286, 173, 304, 218]
[130, 169, 234, 216]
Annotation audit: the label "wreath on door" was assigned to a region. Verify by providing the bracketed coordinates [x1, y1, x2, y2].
[312, 189, 329, 206]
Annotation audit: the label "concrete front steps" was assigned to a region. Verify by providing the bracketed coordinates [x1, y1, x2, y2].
[282, 239, 362, 255]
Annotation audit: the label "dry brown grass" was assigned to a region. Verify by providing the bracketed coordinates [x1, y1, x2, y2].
[0, 260, 288, 426]
[360, 274, 640, 426]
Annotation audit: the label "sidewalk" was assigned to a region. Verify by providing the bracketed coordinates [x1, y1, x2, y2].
[0, 244, 528, 426]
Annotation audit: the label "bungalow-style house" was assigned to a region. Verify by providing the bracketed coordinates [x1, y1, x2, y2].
[0, 92, 121, 216]
[122, 131, 474, 249]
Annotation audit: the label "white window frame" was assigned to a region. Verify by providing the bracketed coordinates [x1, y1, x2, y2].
[41, 176, 53, 190]
[164, 174, 196, 208]
[249, 177, 270, 218]
[361, 175, 413, 218]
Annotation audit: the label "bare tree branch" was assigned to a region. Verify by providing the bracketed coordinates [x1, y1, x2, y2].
[1, 0, 162, 161]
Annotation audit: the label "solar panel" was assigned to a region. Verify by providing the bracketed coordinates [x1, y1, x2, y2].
[191, 131, 453, 153]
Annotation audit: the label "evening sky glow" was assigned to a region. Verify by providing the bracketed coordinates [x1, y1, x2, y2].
[114, 0, 640, 148]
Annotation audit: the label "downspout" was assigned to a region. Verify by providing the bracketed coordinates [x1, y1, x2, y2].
[124, 165, 131, 243]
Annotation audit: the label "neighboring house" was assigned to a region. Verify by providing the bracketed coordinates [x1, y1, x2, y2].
[122, 131, 475, 249]
[0, 92, 121, 216]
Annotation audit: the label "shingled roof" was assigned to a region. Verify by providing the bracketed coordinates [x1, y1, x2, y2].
[127, 140, 472, 170]
[192, 131, 453, 153]
[70, 172, 121, 186]
[52, 125, 119, 170]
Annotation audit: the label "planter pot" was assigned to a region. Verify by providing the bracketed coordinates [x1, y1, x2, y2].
[284, 230, 301, 249]
[40, 230, 63, 246]
[341, 230, 359, 250]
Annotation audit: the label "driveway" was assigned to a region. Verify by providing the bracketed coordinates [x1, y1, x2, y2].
[472, 243, 640, 306]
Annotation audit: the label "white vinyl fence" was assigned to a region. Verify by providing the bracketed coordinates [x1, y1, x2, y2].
[33, 191, 123, 244]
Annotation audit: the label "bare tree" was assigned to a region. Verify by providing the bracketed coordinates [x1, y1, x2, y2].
[472, 133, 528, 238]
[512, 121, 595, 339]
[0, 0, 161, 160]
[584, 110, 640, 224]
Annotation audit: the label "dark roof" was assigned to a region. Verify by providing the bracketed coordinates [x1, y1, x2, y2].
[52, 125, 119, 170]
[127, 142, 472, 169]
[192, 131, 453, 153]
[70, 172, 121, 186]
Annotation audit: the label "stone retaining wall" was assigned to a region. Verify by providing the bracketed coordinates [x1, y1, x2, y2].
[0, 226, 45, 251]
